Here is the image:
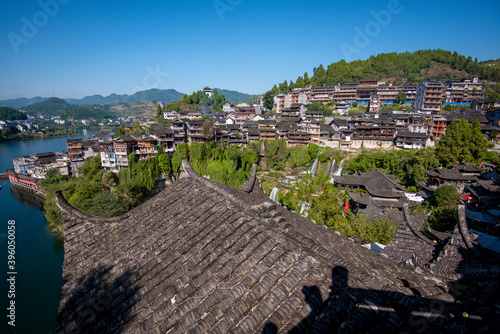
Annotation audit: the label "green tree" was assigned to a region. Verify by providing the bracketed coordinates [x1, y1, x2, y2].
[114, 127, 125, 137]
[263, 91, 274, 111]
[395, 91, 406, 104]
[308, 143, 321, 161]
[157, 146, 172, 177]
[436, 119, 488, 166]
[0, 107, 28, 120]
[432, 185, 461, 207]
[202, 120, 214, 141]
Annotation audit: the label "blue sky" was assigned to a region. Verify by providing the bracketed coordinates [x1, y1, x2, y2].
[0, 0, 499, 100]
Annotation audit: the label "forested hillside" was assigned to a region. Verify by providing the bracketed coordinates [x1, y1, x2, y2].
[0, 107, 27, 120]
[22, 97, 73, 115]
[269, 49, 500, 94]
[214, 88, 254, 103]
[161, 89, 228, 113]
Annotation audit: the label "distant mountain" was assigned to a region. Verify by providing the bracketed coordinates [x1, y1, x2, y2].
[66, 89, 184, 105]
[0, 96, 47, 109]
[0, 88, 255, 110]
[214, 88, 255, 103]
[22, 97, 74, 115]
[21, 97, 113, 120]
[0, 89, 185, 109]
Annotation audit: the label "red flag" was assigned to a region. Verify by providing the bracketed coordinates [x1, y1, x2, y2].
[345, 200, 349, 212]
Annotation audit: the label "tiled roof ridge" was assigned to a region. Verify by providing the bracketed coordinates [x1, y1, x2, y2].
[240, 164, 258, 193]
[456, 205, 480, 257]
[402, 204, 434, 246]
[55, 160, 500, 333]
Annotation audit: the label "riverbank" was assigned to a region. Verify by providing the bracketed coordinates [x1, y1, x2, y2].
[0, 129, 82, 142]
[6, 169, 46, 198]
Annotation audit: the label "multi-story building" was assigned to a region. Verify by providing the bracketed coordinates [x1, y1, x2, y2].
[356, 79, 379, 102]
[114, 135, 136, 167]
[395, 131, 431, 149]
[274, 93, 291, 113]
[67, 139, 83, 161]
[170, 120, 186, 145]
[445, 77, 482, 103]
[486, 109, 500, 127]
[414, 79, 445, 113]
[258, 120, 277, 141]
[290, 87, 312, 105]
[135, 137, 158, 161]
[430, 114, 447, 139]
[150, 124, 175, 152]
[353, 124, 396, 141]
[12, 155, 36, 174]
[185, 111, 202, 120]
[163, 110, 179, 120]
[377, 85, 400, 103]
[334, 102, 350, 115]
[99, 141, 116, 169]
[335, 82, 358, 102]
[302, 111, 323, 144]
[472, 98, 500, 111]
[369, 94, 380, 113]
[186, 119, 206, 143]
[222, 103, 235, 112]
[310, 85, 337, 104]
[287, 130, 311, 146]
[401, 85, 417, 103]
[230, 111, 255, 126]
[204, 86, 212, 97]
[390, 113, 411, 129]
[247, 127, 260, 142]
[408, 115, 429, 133]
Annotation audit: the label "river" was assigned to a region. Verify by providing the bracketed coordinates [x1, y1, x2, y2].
[0, 131, 98, 334]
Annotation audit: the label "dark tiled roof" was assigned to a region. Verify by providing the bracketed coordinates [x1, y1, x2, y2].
[477, 179, 500, 193]
[305, 110, 324, 115]
[115, 135, 137, 143]
[150, 124, 174, 136]
[247, 127, 259, 135]
[55, 163, 500, 333]
[456, 164, 482, 173]
[336, 170, 406, 198]
[395, 130, 429, 139]
[474, 98, 498, 104]
[320, 124, 335, 134]
[424, 168, 477, 181]
[186, 119, 205, 125]
[381, 205, 435, 264]
[258, 119, 277, 125]
[276, 122, 298, 131]
[331, 118, 349, 126]
[35, 151, 55, 158]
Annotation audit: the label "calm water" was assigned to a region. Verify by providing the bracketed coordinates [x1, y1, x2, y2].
[0, 131, 97, 334]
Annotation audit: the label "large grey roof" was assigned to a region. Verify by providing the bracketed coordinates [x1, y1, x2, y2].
[55, 162, 500, 333]
[336, 170, 407, 198]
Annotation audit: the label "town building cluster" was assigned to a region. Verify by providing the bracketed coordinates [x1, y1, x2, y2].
[274, 77, 486, 114]
[6, 77, 500, 186]
[9, 98, 500, 184]
[0, 119, 39, 132]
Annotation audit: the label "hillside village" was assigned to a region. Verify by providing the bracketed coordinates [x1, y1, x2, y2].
[6, 74, 500, 182]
